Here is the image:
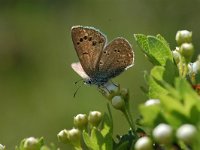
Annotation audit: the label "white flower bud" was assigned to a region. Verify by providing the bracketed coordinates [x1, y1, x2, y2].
[120, 88, 129, 100]
[135, 136, 153, 150]
[145, 99, 160, 106]
[57, 129, 70, 144]
[68, 128, 81, 142]
[176, 124, 197, 144]
[180, 43, 194, 61]
[111, 96, 125, 110]
[153, 123, 173, 145]
[88, 111, 102, 126]
[74, 114, 88, 130]
[176, 30, 192, 45]
[24, 137, 40, 150]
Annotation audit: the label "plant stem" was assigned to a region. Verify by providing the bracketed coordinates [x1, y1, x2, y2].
[123, 107, 136, 133]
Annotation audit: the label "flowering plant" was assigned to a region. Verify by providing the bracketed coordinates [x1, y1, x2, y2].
[2, 30, 200, 150]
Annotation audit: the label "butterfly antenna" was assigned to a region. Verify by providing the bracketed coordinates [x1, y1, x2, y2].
[74, 79, 84, 85]
[73, 81, 84, 98]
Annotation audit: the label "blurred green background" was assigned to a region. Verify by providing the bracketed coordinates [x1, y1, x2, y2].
[0, 0, 200, 149]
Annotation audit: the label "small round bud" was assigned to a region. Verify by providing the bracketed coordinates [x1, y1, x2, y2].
[68, 128, 81, 146]
[23, 137, 40, 150]
[176, 124, 197, 144]
[172, 50, 181, 64]
[120, 88, 129, 100]
[0, 144, 5, 150]
[74, 114, 88, 130]
[145, 99, 160, 106]
[153, 123, 173, 145]
[180, 43, 194, 61]
[111, 96, 125, 110]
[175, 30, 192, 45]
[135, 136, 153, 150]
[57, 129, 70, 144]
[88, 111, 102, 127]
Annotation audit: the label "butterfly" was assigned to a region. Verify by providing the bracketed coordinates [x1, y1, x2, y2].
[71, 25, 134, 87]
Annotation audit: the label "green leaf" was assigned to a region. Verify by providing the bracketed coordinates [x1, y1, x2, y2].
[91, 128, 104, 149]
[101, 113, 113, 150]
[148, 59, 179, 98]
[148, 36, 173, 65]
[83, 113, 113, 150]
[134, 34, 173, 66]
[83, 129, 103, 150]
[134, 34, 149, 53]
[163, 59, 179, 85]
[156, 34, 170, 49]
[134, 34, 160, 65]
[159, 94, 189, 128]
[148, 66, 168, 98]
[101, 113, 112, 137]
[102, 134, 113, 150]
[175, 78, 200, 123]
[139, 104, 165, 127]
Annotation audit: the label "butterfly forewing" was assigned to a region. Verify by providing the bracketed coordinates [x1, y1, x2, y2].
[98, 38, 134, 79]
[71, 26, 106, 78]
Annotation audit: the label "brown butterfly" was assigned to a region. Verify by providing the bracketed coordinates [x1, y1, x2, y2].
[71, 25, 134, 86]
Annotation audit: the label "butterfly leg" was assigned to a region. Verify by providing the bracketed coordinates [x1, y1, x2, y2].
[98, 85, 111, 96]
[110, 80, 119, 87]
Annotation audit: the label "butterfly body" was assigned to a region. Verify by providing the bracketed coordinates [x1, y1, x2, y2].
[71, 25, 134, 86]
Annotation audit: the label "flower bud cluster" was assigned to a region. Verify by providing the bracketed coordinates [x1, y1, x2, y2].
[57, 111, 103, 147]
[136, 123, 198, 149]
[173, 30, 194, 63]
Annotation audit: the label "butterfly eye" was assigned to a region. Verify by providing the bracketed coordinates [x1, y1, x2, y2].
[77, 42, 80, 45]
[117, 50, 120, 53]
[80, 38, 83, 42]
[114, 49, 117, 52]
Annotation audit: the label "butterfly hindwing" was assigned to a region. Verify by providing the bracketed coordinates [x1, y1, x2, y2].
[98, 38, 134, 79]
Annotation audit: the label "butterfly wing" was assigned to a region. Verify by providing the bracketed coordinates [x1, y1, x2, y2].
[71, 62, 89, 79]
[71, 26, 107, 78]
[98, 38, 134, 79]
